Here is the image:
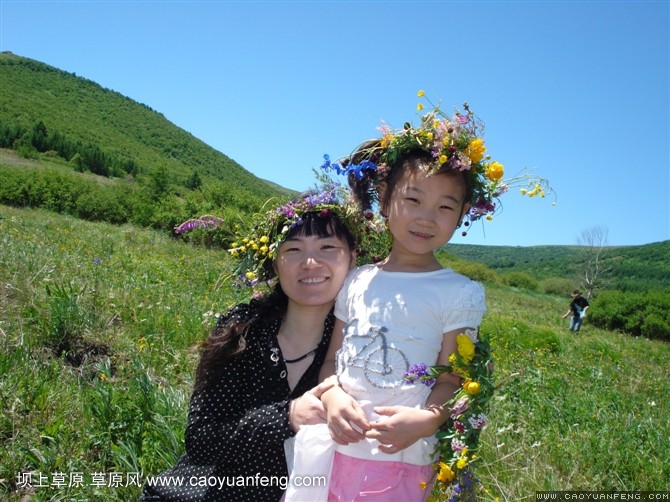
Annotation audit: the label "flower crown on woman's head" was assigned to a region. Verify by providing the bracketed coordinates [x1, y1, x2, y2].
[227, 184, 368, 287]
[321, 91, 555, 235]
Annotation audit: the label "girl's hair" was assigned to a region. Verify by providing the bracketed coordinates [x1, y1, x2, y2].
[193, 210, 355, 393]
[349, 149, 474, 214]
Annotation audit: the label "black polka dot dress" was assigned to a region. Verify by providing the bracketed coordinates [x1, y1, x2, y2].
[140, 303, 334, 501]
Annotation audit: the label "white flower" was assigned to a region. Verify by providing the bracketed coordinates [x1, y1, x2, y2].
[464, 328, 479, 344]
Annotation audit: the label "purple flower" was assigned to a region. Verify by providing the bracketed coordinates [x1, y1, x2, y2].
[451, 397, 469, 419]
[403, 363, 435, 387]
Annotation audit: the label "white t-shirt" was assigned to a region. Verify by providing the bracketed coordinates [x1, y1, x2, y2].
[333, 264, 486, 465]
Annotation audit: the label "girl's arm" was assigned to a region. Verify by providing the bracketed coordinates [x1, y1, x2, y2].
[365, 327, 465, 453]
[318, 317, 370, 444]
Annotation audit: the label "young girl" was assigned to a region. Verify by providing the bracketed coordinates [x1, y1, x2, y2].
[286, 95, 552, 501]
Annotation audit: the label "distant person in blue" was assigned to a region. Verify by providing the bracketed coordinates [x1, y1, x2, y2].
[562, 289, 590, 332]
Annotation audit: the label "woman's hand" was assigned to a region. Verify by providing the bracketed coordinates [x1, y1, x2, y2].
[288, 380, 336, 432]
[320, 385, 370, 445]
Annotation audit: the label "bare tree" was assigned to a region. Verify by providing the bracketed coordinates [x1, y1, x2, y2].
[576, 225, 611, 298]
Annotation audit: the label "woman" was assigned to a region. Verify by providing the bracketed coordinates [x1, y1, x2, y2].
[140, 187, 360, 501]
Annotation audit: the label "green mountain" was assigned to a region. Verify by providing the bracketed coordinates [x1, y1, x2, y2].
[0, 51, 290, 203]
[444, 240, 670, 292]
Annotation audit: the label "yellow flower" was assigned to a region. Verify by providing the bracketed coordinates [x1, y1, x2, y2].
[486, 215, 493, 221]
[417, 103, 424, 111]
[260, 245, 269, 254]
[457, 457, 468, 469]
[520, 188, 528, 195]
[259, 235, 269, 243]
[486, 161, 504, 181]
[464, 381, 481, 395]
[417, 90, 425, 97]
[245, 271, 255, 281]
[466, 138, 486, 163]
[439, 154, 448, 164]
[100, 373, 107, 381]
[457, 334, 475, 363]
[437, 462, 455, 483]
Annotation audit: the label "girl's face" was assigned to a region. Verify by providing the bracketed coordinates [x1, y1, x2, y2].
[275, 233, 354, 309]
[384, 169, 469, 265]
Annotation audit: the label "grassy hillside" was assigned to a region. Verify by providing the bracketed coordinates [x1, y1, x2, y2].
[1, 204, 668, 501]
[444, 241, 670, 293]
[0, 52, 290, 202]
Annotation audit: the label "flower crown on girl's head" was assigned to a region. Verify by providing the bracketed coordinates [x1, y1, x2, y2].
[227, 184, 370, 287]
[321, 91, 555, 235]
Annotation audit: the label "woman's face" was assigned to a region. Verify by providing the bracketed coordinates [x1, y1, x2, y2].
[275, 233, 354, 308]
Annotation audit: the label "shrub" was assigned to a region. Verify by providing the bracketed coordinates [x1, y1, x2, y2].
[590, 290, 670, 341]
[450, 261, 501, 284]
[541, 277, 575, 297]
[502, 271, 539, 291]
[76, 186, 130, 224]
[0, 166, 31, 206]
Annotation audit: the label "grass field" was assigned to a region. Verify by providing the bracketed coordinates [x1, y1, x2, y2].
[1, 204, 668, 501]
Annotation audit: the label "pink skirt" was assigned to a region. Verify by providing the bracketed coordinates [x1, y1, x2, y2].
[327, 451, 435, 501]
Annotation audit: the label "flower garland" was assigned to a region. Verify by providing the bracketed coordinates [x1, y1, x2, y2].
[404, 328, 494, 500]
[225, 183, 388, 288]
[172, 180, 392, 289]
[322, 91, 555, 235]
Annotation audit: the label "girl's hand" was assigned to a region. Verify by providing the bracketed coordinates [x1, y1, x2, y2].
[288, 380, 336, 432]
[321, 385, 370, 445]
[365, 406, 441, 453]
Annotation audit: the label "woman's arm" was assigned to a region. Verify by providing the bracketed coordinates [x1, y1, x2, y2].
[185, 353, 292, 465]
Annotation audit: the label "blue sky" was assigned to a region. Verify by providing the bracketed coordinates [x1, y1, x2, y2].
[1, 0, 668, 247]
